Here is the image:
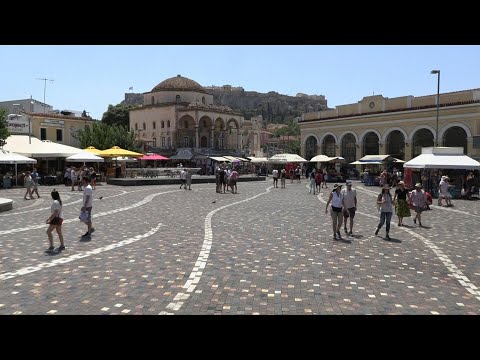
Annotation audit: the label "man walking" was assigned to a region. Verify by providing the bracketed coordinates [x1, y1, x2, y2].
[179, 168, 187, 189]
[342, 180, 357, 236]
[81, 176, 95, 237]
[272, 168, 279, 188]
[31, 168, 41, 198]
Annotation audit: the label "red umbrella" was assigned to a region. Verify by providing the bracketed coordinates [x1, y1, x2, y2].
[138, 153, 169, 161]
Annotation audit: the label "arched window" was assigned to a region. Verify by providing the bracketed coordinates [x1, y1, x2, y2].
[386, 130, 405, 160]
[363, 132, 379, 156]
[153, 122, 156, 130]
[151, 96, 155, 105]
[305, 136, 318, 160]
[176, 95, 181, 103]
[443, 126, 468, 154]
[412, 129, 434, 158]
[167, 120, 170, 128]
[202, 96, 206, 104]
[161, 121, 164, 129]
[322, 135, 336, 157]
[185, 120, 188, 129]
[203, 120, 207, 127]
[135, 123, 138, 130]
[143, 123, 146, 130]
[341, 134, 356, 163]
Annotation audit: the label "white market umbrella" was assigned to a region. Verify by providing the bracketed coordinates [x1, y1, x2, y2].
[65, 151, 104, 163]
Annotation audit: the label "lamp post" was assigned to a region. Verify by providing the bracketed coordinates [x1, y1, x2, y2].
[431, 70, 440, 147]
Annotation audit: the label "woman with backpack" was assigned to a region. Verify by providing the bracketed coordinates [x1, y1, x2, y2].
[375, 184, 393, 240]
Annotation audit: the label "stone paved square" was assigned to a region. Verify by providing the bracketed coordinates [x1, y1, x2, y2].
[0, 180, 479, 315]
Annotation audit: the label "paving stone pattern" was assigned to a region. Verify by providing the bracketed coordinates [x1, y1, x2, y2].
[0, 180, 479, 315]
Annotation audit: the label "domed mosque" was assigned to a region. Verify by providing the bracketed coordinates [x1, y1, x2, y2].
[129, 75, 259, 162]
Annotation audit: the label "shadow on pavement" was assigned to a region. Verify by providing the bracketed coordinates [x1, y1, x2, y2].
[383, 237, 402, 243]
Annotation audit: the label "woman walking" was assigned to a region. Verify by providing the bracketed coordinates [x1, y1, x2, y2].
[393, 181, 410, 226]
[23, 171, 35, 200]
[375, 184, 393, 240]
[46, 189, 65, 251]
[325, 184, 345, 240]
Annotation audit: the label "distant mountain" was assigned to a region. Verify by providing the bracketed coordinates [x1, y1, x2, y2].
[122, 85, 330, 124]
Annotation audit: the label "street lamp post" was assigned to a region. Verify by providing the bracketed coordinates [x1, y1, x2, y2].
[431, 70, 440, 147]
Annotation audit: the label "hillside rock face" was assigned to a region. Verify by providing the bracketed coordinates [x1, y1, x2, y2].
[122, 86, 329, 124]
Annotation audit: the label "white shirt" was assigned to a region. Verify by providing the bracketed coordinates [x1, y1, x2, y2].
[272, 169, 279, 178]
[342, 188, 357, 209]
[83, 184, 93, 207]
[51, 200, 63, 218]
[331, 191, 344, 208]
[439, 180, 449, 194]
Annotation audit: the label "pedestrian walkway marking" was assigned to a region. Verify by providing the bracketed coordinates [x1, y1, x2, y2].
[159, 186, 274, 315]
[0, 189, 181, 236]
[320, 188, 480, 302]
[0, 190, 130, 217]
[0, 223, 164, 282]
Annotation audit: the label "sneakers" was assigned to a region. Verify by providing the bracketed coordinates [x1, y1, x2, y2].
[375, 228, 379, 236]
[47, 246, 55, 251]
[336, 231, 342, 239]
[57, 245, 65, 251]
[349, 231, 353, 237]
[385, 234, 391, 240]
[89, 228, 95, 234]
[83, 232, 91, 237]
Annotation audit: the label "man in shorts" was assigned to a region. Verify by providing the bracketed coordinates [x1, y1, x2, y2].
[341, 180, 357, 236]
[81, 176, 95, 237]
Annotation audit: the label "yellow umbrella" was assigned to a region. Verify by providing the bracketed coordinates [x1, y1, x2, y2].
[84, 146, 103, 155]
[99, 146, 143, 158]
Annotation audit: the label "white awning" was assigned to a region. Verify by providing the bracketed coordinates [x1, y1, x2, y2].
[247, 157, 268, 163]
[403, 147, 480, 170]
[268, 153, 307, 163]
[209, 156, 229, 162]
[310, 155, 345, 163]
[358, 154, 393, 162]
[3, 135, 83, 158]
[0, 149, 37, 164]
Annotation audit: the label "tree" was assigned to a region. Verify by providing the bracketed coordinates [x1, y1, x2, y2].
[74, 122, 142, 152]
[101, 104, 137, 128]
[0, 107, 10, 142]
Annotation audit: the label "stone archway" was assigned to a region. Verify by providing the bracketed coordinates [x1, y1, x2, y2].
[322, 135, 336, 157]
[411, 128, 434, 158]
[177, 115, 196, 148]
[363, 132, 379, 156]
[305, 136, 318, 160]
[341, 133, 356, 163]
[443, 126, 468, 154]
[386, 130, 405, 160]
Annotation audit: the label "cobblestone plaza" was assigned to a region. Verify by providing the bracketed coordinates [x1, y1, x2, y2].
[1, 180, 479, 315]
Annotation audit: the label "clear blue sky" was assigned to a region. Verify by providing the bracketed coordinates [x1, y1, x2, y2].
[1, 45, 480, 120]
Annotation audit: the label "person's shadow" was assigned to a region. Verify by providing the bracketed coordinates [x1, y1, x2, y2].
[79, 235, 91, 242]
[383, 237, 401, 243]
